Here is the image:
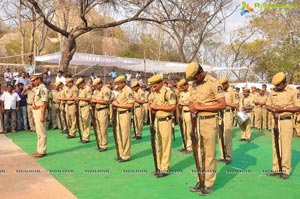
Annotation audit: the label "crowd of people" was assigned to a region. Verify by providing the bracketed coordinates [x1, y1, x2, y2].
[1, 64, 300, 196]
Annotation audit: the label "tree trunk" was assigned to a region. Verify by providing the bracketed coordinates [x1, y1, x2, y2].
[28, 7, 36, 65]
[60, 36, 77, 75]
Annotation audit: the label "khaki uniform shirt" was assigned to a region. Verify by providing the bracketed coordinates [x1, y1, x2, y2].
[134, 88, 145, 107]
[152, 86, 176, 117]
[78, 86, 92, 106]
[63, 85, 78, 105]
[51, 89, 60, 104]
[254, 94, 267, 108]
[27, 89, 34, 105]
[33, 84, 48, 106]
[224, 87, 235, 109]
[266, 86, 300, 116]
[116, 85, 134, 111]
[92, 87, 111, 109]
[239, 95, 254, 111]
[189, 74, 225, 116]
[179, 90, 190, 111]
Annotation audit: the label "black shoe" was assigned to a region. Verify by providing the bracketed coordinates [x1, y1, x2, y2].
[217, 158, 225, 162]
[66, 135, 75, 139]
[280, 173, 289, 180]
[61, 130, 68, 134]
[199, 187, 213, 196]
[266, 171, 281, 177]
[115, 157, 121, 161]
[52, 127, 58, 130]
[156, 172, 168, 178]
[183, 150, 192, 154]
[239, 138, 246, 141]
[190, 182, 202, 192]
[136, 136, 142, 140]
[80, 140, 90, 144]
[132, 135, 137, 139]
[178, 148, 186, 153]
[98, 148, 107, 152]
[118, 158, 130, 162]
[225, 159, 232, 165]
[152, 171, 159, 176]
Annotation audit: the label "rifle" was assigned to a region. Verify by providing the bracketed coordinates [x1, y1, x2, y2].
[178, 105, 186, 150]
[75, 103, 83, 141]
[190, 112, 204, 187]
[150, 108, 158, 172]
[111, 106, 120, 157]
[273, 113, 282, 176]
[62, 102, 69, 134]
[57, 102, 63, 131]
[218, 110, 227, 164]
[91, 104, 100, 149]
[131, 107, 137, 138]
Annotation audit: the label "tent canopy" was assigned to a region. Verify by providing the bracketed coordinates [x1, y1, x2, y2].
[35, 52, 248, 74]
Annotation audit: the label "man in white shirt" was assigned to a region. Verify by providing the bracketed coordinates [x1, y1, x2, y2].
[1, 84, 21, 133]
[55, 70, 66, 85]
[4, 68, 13, 86]
[0, 84, 3, 133]
[13, 68, 20, 86]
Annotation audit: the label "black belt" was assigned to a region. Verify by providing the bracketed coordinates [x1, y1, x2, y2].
[96, 107, 107, 111]
[183, 110, 190, 113]
[245, 111, 252, 113]
[80, 104, 89, 108]
[224, 109, 232, 112]
[119, 110, 131, 114]
[52, 101, 58, 104]
[135, 105, 142, 108]
[198, 115, 216, 120]
[67, 103, 75, 106]
[157, 115, 172, 122]
[279, 116, 292, 120]
[27, 103, 33, 106]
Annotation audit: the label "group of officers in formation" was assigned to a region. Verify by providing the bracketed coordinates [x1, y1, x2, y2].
[15, 62, 300, 196]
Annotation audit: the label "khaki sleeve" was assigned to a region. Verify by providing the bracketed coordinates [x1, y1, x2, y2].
[266, 91, 273, 106]
[140, 90, 145, 101]
[213, 82, 225, 99]
[41, 87, 48, 102]
[293, 90, 300, 107]
[103, 88, 110, 101]
[86, 87, 92, 99]
[127, 89, 135, 104]
[166, 90, 176, 105]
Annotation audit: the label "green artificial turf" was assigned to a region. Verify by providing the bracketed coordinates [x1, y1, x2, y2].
[6, 125, 300, 199]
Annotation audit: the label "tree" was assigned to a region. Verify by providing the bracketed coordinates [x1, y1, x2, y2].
[27, 0, 181, 74]
[147, 0, 237, 63]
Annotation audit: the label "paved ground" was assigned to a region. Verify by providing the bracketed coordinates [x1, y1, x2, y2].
[0, 134, 77, 199]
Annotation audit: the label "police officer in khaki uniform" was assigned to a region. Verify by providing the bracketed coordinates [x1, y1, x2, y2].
[50, 82, 62, 129]
[91, 78, 110, 151]
[148, 75, 176, 178]
[250, 86, 258, 127]
[217, 77, 238, 164]
[266, 72, 300, 179]
[26, 83, 36, 132]
[253, 89, 268, 130]
[31, 73, 48, 158]
[131, 81, 145, 140]
[112, 76, 134, 162]
[75, 78, 92, 143]
[141, 85, 150, 124]
[59, 78, 78, 138]
[186, 63, 225, 196]
[294, 86, 300, 137]
[239, 87, 254, 142]
[177, 79, 192, 153]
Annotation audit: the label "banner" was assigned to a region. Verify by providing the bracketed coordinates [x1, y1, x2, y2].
[24, 65, 35, 74]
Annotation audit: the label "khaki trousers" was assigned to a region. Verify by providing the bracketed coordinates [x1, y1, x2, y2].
[197, 116, 217, 188]
[156, 118, 172, 172]
[272, 119, 293, 175]
[218, 111, 233, 160]
[117, 112, 131, 160]
[33, 109, 47, 154]
[95, 109, 108, 149]
[79, 106, 91, 141]
[134, 107, 144, 136]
